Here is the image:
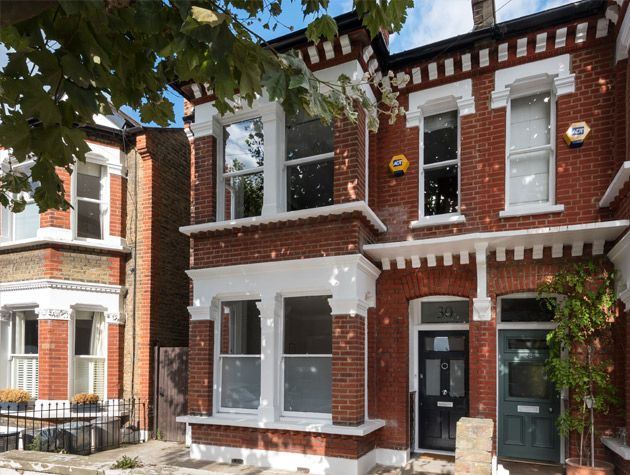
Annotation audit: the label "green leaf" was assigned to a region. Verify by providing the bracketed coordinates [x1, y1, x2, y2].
[306, 15, 337, 43]
[190, 6, 226, 27]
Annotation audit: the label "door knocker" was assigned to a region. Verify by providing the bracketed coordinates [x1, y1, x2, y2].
[441, 362, 449, 370]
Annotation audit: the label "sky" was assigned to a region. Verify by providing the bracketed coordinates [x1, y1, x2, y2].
[0, 0, 577, 127]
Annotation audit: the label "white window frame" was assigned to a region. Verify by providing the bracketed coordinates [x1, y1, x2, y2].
[0, 160, 40, 242]
[419, 108, 461, 222]
[279, 293, 333, 420]
[8, 308, 39, 399]
[216, 299, 261, 415]
[72, 154, 110, 242]
[502, 89, 558, 216]
[284, 112, 335, 212]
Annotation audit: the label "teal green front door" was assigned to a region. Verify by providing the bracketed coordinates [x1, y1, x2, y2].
[498, 330, 560, 463]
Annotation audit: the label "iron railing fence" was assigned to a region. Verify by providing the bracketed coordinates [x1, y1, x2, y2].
[0, 399, 146, 455]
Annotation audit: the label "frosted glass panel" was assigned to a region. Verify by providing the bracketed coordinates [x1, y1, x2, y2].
[509, 150, 550, 205]
[425, 359, 441, 396]
[221, 357, 261, 410]
[13, 203, 39, 240]
[284, 357, 331, 413]
[510, 93, 551, 150]
[450, 359, 465, 397]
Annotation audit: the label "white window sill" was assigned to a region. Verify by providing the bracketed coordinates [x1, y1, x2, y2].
[0, 237, 129, 253]
[499, 204, 564, 218]
[410, 214, 466, 229]
[180, 201, 387, 235]
[176, 414, 385, 437]
[601, 437, 630, 460]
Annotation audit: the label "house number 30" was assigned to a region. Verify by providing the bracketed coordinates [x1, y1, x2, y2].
[436, 306, 454, 319]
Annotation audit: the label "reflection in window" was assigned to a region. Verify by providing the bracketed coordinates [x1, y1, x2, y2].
[501, 298, 554, 322]
[450, 359, 465, 397]
[507, 93, 553, 207]
[423, 111, 459, 216]
[425, 336, 466, 352]
[76, 162, 105, 239]
[425, 359, 441, 396]
[220, 301, 261, 411]
[223, 118, 264, 219]
[1, 173, 40, 241]
[283, 295, 332, 414]
[286, 110, 334, 211]
[508, 362, 549, 399]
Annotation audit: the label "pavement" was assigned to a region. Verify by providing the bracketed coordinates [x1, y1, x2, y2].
[0, 440, 563, 475]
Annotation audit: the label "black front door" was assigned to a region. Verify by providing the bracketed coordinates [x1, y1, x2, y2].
[418, 331, 468, 451]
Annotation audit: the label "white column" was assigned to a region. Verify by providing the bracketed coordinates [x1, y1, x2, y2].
[260, 103, 285, 216]
[0, 310, 10, 388]
[473, 242, 491, 321]
[256, 293, 281, 421]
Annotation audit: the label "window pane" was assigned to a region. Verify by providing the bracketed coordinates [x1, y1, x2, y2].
[221, 357, 261, 410]
[510, 93, 551, 151]
[221, 301, 261, 355]
[508, 362, 550, 399]
[507, 338, 548, 350]
[450, 359, 465, 397]
[284, 296, 332, 355]
[508, 150, 549, 206]
[13, 202, 39, 240]
[284, 356, 331, 413]
[424, 111, 458, 165]
[77, 200, 102, 239]
[227, 172, 263, 219]
[77, 163, 102, 200]
[287, 159, 333, 211]
[501, 298, 554, 322]
[425, 359, 441, 396]
[24, 319, 38, 354]
[424, 165, 458, 216]
[421, 301, 469, 324]
[286, 110, 333, 161]
[224, 118, 264, 173]
[424, 336, 466, 352]
[75, 312, 94, 356]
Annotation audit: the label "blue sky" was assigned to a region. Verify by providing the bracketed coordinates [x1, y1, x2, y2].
[0, 0, 576, 127]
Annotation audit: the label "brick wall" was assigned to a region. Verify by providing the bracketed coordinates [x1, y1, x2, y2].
[107, 323, 124, 399]
[38, 320, 68, 400]
[334, 109, 366, 204]
[191, 424, 378, 460]
[332, 314, 365, 426]
[39, 168, 71, 230]
[188, 320, 213, 415]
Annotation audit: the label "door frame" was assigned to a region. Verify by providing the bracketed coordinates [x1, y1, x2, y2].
[495, 293, 564, 464]
[409, 296, 469, 454]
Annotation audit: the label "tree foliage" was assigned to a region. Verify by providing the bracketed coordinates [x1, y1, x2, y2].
[538, 261, 618, 467]
[0, 0, 412, 213]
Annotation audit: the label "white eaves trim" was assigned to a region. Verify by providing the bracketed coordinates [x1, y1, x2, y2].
[616, 3, 630, 62]
[599, 161, 630, 207]
[180, 201, 387, 235]
[177, 414, 385, 437]
[0, 236, 129, 253]
[363, 220, 630, 261]
[499, 204, 564, 218]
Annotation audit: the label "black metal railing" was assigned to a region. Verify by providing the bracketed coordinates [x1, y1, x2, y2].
[0, 399, 146, 455]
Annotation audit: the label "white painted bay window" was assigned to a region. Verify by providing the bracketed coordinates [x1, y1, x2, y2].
[282, 295, 332, 417]
[218, 300, 261, 412]
[422, 110, 460, 217]
[75, 162, 107, 240]
[285, 110, 334, 211]
[506, 92, 554, 209]
[10, 310, 39, 399]
[73, 311, 105, 399]
[0, 174, 40, 242]
[221, 118, 265, 220]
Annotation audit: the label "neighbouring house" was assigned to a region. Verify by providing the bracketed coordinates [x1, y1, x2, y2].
[0, 112, 191, 435]
[175, 0, 630, 473]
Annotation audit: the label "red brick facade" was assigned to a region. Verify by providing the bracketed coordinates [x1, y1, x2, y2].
[180, 2, 630, 473]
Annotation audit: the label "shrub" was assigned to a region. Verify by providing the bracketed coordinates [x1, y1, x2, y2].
[0, 388, 32, 403]
[112, 455, 143, 469]
[71, 393, 100, 405]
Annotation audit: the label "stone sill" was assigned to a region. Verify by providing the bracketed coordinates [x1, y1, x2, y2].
[601, 437, 630, 460]
[410, 214, 466, 229]
[177, 414, 385, 437]
[498, 204, 564, 218]
[0, 237, 129, 253]
[180, 201, 387, 235]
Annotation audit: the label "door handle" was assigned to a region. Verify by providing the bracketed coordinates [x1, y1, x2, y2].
[548, 407, 553, 413]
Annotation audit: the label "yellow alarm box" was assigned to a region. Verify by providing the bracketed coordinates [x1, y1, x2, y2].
[389, 154, 409, 177]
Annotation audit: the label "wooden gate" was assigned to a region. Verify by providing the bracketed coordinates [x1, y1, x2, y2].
[154, 346, 188, 442]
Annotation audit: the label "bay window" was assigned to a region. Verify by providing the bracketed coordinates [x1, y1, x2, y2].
[76, 162, 107, 240]
[506, 92, 554, 209]
[73, 311, 105, 398]
[10, 310, 39, 398]
[222, 118, 264, 220]
[422, 110, 459, 217]
[218, 300, 261, 412]
[0, 176, 40, 241]
[285, 110, 334, 211]
[282, 295, 332, 416]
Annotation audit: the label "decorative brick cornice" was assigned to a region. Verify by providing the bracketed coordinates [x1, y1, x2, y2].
[36, 308, 70, 320]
